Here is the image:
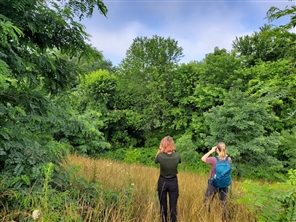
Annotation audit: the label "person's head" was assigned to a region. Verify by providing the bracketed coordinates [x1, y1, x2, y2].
[159, 136, 175, 154]
[216, 142, 227, 158]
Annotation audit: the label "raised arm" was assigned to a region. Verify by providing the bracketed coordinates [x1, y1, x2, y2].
[201, 146, 217, 162]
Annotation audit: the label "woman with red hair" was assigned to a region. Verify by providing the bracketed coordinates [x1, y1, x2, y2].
[155, 136, 181, 222]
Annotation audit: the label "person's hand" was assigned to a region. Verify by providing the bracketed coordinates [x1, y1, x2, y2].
[210, 146, 217, 153]
[201, 145, 217, 162]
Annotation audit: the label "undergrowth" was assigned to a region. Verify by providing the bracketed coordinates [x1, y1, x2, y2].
[0, 155, 294, 221]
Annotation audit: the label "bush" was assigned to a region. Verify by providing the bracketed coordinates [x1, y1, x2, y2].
[237, 169, 296, 222]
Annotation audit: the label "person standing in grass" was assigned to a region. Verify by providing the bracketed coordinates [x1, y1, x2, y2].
[201, 142, 232, 222]
[155, 136, 181, 222]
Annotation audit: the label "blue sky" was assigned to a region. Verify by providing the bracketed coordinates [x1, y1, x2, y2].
[81, 0, 295, 66]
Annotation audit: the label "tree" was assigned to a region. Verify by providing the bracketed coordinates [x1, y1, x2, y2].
[0, 0, 108, 190]
[78, 70, 117, 111]
[239, 59, 296, 132]
[115, 35, 184, 146]
[0, 0, 107, 94]
[278, 127, 296, 169]
[266, 1, 296, 30]
[232, 24, 296, 67]
[203, 88, 283, 180]
[169, 62, 201, 133]
[55, 48, 116, 76]
[73, 70, 131, 150]
[185, 48, 243, 148]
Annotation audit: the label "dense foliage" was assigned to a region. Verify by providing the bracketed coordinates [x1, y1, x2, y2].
[89, 29, 296, 180]
[0, 0, 108, 193]
[1, 0, 296, 220]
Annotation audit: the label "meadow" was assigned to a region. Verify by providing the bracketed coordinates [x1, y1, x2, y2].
[67, 154, 257, 222]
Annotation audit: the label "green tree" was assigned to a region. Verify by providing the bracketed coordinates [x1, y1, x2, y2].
[74, 70, 132, 150]
[0, 0, 107, 94]
[55, 48, 115, 76]
[70, 56, 116, 74]
[267, 1, 296, 30]
[169, 62, 201, 133]
[242, 59, 296, 131]
[78, 70, 117, 112]
[187, 48, 243, 148]
[232, 24, 296, 67]
[203, 88, 283, 180]
[278, 127, 296, 169]
[115, 35, 184, 147]
[241, 59, 296, 171]
[0, 0, 108, 190]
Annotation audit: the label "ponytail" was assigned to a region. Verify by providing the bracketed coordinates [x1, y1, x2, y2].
[217, 142, 227, 159]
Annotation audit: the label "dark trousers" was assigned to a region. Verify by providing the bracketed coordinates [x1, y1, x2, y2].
[204, 179, 228, 220]
[157, 176, 179, 222]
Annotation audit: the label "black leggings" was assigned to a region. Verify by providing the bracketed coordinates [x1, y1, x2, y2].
[204, 179, 228, 220]
[157, 176, 179, 222]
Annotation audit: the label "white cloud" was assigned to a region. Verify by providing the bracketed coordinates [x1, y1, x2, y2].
[82, 1, 295, 66]
[87, 21, 155, 64]
[152, 2, 252, 62]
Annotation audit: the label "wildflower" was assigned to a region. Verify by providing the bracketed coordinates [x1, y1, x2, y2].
[32, 209, 40, 220]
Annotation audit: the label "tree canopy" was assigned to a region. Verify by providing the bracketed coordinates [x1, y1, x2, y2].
[0, 0, 108, 190]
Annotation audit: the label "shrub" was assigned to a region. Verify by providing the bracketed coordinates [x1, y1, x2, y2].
[237, 169, 296, 222]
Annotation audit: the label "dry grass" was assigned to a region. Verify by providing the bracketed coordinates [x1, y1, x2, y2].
[67, 154, 257, 222]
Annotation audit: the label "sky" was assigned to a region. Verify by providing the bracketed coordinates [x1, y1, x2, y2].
[80, 0, 295, 66]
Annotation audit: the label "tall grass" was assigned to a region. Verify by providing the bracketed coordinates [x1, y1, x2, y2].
[68, 154, 257, 222]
